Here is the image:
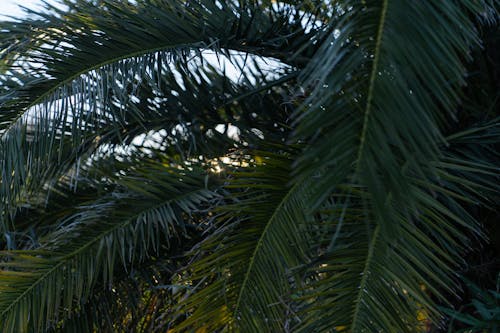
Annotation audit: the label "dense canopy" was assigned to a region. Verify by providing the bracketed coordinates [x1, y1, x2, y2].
[0, 1, 498, 332]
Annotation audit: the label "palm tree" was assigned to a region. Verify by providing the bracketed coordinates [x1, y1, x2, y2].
[0, 0, 498, 332]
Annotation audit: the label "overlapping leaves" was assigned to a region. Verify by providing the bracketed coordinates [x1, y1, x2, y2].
[0, 159, 218, 332]
[0, 0, 312, 228]
[0, 0, 497, 332]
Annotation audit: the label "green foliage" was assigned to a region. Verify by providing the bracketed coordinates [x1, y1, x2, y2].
[442, 275, 500, 333]
[0, 0, 498, 332]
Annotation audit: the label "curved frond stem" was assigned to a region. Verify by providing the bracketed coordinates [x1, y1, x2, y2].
[350, 225, 380, 332]
[0, 170, 215, 331]
[233, 181, 300, 318]
[2, 43, 204, 140]
[355, 0, 388, 171]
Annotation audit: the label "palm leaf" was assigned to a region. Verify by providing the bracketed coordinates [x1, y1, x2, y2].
[0, 0, 309, 227]
[0, 161, 218, 332]
[173, 149, 317, 332]
[290, 1, 495, 331]
[0, 1, 497, 332]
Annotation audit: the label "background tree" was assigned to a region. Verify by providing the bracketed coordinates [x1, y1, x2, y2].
[0, 1, 498, 332]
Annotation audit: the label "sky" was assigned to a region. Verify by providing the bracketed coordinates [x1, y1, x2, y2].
[1, 0, 57, 20]
[2, 0, 41, 18]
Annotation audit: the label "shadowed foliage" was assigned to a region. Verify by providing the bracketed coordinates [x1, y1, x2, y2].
[0, 1, 498, 332]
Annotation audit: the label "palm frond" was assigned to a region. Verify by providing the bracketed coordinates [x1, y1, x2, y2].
[0, 0, 311, 228]
[0, 1, 497, 332]
[51, 241, 194, 333]
[0, 161, 218, 332]
[173, 149, 316, 332]
[289, 1, 496, 331]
